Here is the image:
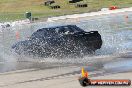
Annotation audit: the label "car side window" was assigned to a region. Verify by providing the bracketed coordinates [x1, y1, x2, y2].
[69, 26, 79, 32]
[57, 27, 65, 34]
[64, 27, 74, 34]
[56, 26, 75, 35]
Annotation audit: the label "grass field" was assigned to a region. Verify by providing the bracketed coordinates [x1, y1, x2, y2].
[0, 0, 132, 21]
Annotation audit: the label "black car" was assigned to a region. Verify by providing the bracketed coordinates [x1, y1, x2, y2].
[12, 25, 102, 58]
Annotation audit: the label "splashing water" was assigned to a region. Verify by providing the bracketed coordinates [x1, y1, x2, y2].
[0, 12, 132, 72]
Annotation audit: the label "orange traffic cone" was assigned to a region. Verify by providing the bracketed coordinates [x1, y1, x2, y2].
[81, 67, 88, 78]
[16, 31, 20, 40]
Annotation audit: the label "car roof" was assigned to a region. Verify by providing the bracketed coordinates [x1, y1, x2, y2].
[38, 25, 76, 29]
[36, 25, 84, 32]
